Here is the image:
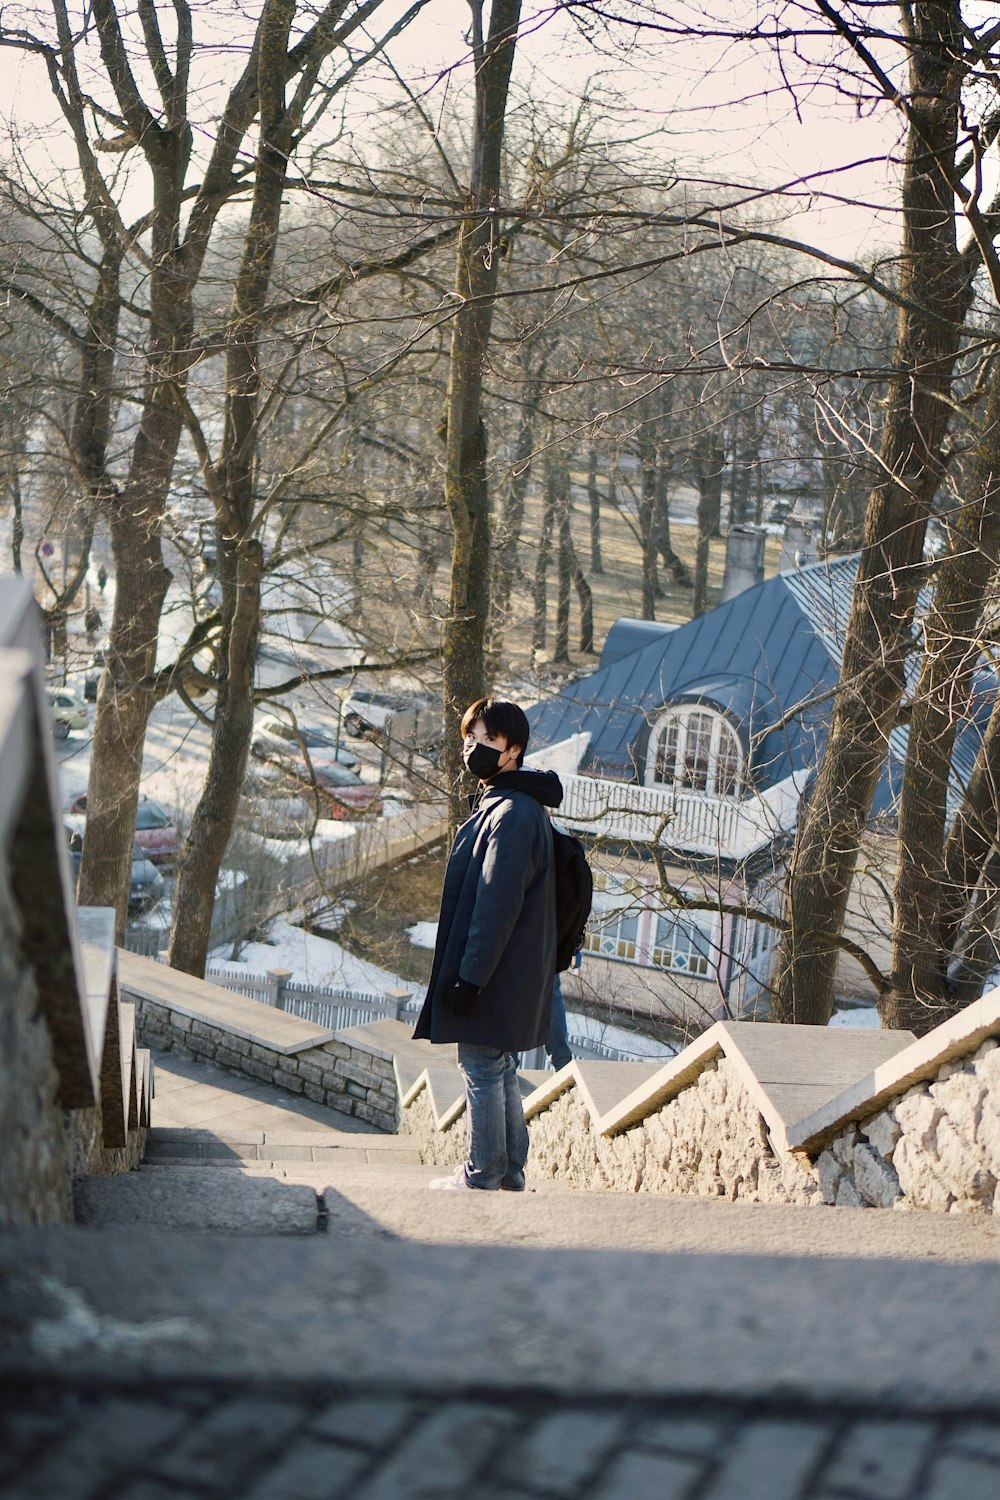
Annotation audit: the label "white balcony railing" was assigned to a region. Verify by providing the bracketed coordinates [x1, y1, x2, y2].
[557, 769, 808, 859]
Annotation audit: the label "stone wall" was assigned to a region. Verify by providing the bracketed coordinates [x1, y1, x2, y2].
[0, 857, 73, 1225]
[398, 1088, 465, 1170]
[68, 1107, 146, 1180]
[135, 996, 399, 1133]
[400, 1056, 822, 1206]
[529, 1058, 821, 1204]
[818, 1039, 999, 1214]
[398, 1036, 1000, 1216]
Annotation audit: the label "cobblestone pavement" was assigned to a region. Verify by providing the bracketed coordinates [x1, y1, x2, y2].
[1, 1379, 997, 1500]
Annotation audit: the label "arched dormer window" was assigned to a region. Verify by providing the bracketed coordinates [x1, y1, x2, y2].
[645, 706, 743, 797]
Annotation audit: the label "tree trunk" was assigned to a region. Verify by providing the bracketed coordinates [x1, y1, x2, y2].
[656, 412, 689, 586]
[728, 414, 750, 527]
[80, 502, 172, 937]
[490, 362, 545, 674]
[553, 460, 572, 665]
[637, 423, 659, 619]
[587, 446, 603, 574]
[169, 540, 264, 972]
[771, 0, 971, 1024]
[572, 547, 594, 654]
[942, 640, 1000, 1006]
[440, 0, 522, 825]
[884, 374, 1000, 1032]
[169, 0, 295, 975]
[691, 440, 725, 617]
[532, 458, 557, 656]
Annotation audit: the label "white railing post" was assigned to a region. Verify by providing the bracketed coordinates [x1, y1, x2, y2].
[266, 967, 293, 1009]
[384, 986, 413, 1020]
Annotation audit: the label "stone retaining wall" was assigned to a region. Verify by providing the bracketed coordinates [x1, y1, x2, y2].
[818, 1039, 999, 1214]
[398, 1035, 1000, 1215]
[400, 1056, 822, 1206]
[135, 997, 399, 1133]
[398, 1089, 465, 1170]
[0, 859, 73, 1224]
[529, 1058, 821, 1204]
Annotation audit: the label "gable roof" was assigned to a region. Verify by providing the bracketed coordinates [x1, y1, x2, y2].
[527, 552, 992, 806]
[529, 555, 858, 790]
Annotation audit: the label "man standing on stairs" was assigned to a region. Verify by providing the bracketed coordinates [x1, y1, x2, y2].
[415, 697, 562, 1191]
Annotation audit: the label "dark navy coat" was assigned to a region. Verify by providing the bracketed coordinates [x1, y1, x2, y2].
[413, 768, 562, 1052]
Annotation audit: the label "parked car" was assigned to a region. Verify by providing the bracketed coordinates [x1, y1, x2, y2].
[70, 793, 179, 864]
[47, 686, 89, 739]
[251, 714, 358, 773]
[339, 688, 442, 749]
[307, 762, 383, 820]
[134, 798, 180, 863]
[240, 766, 316, 839]
[247, 750, 382, 819]
[65, 826, 164, 915]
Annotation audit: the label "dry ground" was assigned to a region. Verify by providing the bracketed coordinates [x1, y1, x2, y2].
[507, 479, 786, 679]
[308, 841, 447, 987]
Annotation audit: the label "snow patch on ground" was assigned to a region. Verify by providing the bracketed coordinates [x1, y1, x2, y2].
[407, 921, 438, 950]
[567, 1011, 675, 1061]
[211, 915, 415, 997]
[828, 1006, 881, 1029]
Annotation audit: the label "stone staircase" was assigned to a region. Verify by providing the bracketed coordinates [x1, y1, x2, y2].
[3, 564, 999, 1494]
[70, 1047, 1000, 1261]
[6, 1048, 1000, 1498]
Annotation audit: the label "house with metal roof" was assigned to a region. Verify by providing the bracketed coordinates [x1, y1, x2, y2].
[525, 554, 991, 1033]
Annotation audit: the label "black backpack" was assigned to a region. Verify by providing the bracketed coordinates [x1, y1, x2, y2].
[551, 825, 593, 971]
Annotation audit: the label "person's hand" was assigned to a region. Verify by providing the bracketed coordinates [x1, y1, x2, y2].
[447, 977, 480, 1017]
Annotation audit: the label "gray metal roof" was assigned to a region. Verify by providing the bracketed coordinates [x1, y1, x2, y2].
[527, 554, 990, 806]
[529, 557, 855, 789]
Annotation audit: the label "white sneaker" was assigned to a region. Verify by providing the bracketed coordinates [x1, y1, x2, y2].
[429, 1172, 471, 1191]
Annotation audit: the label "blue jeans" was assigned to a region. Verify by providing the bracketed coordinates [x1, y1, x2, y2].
[545, 976, 572, 1071]
[456, 1043, 529, 1191]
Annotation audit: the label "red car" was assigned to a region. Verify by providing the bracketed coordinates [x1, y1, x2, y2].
[309, 765, 383, 821]
[71, 794, 179, 864]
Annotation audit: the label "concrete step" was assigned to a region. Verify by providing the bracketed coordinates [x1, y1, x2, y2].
[283, 1158, 1000, 1260]
[73, 1165, 325, 1234]
[87, 1135, 1000, 1262]
[5, 1218, 1000, 1419]
[74, 1127, 427, 1233]
[143, 1125, 423, 1170]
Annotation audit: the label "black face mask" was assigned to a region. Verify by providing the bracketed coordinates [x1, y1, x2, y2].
[464, 741, 504, 780]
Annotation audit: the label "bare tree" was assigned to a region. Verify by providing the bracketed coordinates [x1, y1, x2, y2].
[440, 0, 522, 818]
[770, 1, 989, 1024]
[1, 0, 439, 942]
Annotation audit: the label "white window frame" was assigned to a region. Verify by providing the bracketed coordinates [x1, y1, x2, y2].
[583, 871, 643, 963]
[650, 908, 718, 979]
[645, 706, 743, 798]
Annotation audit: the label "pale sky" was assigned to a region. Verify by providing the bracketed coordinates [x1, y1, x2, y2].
[2, 0, 994, 262]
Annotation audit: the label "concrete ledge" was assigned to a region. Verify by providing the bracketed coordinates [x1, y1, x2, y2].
[789, 986, 1000, 1152]
[119, 950, 339, 1055]
[519, 1023, 915, 1152]
[78, 908, 115, 1103]
[715, 1023, 915, 1154]
[130, 957, 399, 1132]
[586, 1028, 726, 1134]
[137, 1050, 152, 1128]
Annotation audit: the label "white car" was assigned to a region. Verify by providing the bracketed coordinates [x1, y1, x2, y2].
[340, 689, 442, 749]
[47, 686, 89, 739]
[240, 766, 316, 839]
[251, 715, 358, 772]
